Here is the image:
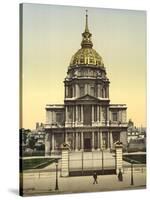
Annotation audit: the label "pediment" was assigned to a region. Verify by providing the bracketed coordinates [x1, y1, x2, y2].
[77, 94, 99, 101]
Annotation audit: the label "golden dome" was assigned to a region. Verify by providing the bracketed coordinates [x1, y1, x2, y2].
[69, 11, 104, 68]
[70, 48, 104, 66]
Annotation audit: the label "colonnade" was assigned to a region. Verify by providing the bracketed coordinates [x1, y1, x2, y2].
[65, 105, 109, 124]
[48, 131, 114, 152]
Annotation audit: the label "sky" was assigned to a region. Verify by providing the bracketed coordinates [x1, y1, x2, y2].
[21, 3, 146, 129]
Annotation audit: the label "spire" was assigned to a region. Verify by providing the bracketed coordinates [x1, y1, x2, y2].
[81, 10, 93, 48]
[85, 10, 89, 32]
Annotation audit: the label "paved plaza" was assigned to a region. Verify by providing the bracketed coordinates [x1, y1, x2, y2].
[22, 168, 146, 196]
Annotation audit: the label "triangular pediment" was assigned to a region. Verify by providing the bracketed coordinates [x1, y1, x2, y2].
[77, 94, 99, 101]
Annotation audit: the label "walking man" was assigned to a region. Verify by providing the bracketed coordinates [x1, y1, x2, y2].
[93, 172, 98, 184]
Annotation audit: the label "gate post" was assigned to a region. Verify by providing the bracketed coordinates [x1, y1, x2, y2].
[115, 142, 123, 174]
[61, 143, 69, 177]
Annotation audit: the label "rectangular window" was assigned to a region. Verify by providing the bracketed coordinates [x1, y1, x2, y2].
[112, 112, 118, 121]
[56, 112, 63, 124]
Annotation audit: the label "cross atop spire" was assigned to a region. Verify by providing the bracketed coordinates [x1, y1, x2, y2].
[85, 10, 89, 32]
[81, 10, 93, 48]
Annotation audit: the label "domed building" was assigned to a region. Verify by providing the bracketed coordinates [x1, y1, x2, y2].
[45, 12, 128, 155]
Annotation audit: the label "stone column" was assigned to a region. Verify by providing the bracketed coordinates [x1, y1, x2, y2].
[76, 105, 78, 123]
[99, 106, 101, 124]
[61, 145, 69, 177]
[92, 131, 95, 151]
[76, 84, 79, 98]
[72, 106, 75, 124]
[106, 107, 109, 126]
[81, 105, 83, 123]
[72, 132, 75, 150]
[51, 132, 55, 152]
[75, 132, 78, 151]
[65, 132, 68, 143]
[52, 111, 56, 124]
[85, 84, 88, 94]
[115, 142, 123, 174]
[97, 84, 100, 97]
[81, 132, 84, 151]
[110, 131, 113, 149]
[65, 86, 68, 98]
[46, 110, 49, 124]
[119, 110, 122, 122]
[92, 105, 94, 123]
[72, 85, 74, 97]
[65, 106, 68, 123]
[107, 132, 110, 149]
[97, 105, 99, 122]
[107, 86, 109, 98]
[97, 132, 100, 151]
[100, 131, 102, 149]
[101, 106, 103, 124]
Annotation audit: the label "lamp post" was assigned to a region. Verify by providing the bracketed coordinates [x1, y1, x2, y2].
[101, 148, 104, 175]
[130, 161, 134, 185]
[81, 150, 84, 175]
[55, 160, 59, 190]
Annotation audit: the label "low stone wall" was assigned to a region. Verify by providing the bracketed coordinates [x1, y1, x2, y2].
[123, 165, 146, 174]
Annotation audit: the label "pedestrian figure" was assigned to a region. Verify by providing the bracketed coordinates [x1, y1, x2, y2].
[93, 172, 98, 184]
[118, 169, 123, 181]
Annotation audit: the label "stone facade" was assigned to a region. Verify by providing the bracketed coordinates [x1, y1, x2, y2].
[45, 13, 128, 155]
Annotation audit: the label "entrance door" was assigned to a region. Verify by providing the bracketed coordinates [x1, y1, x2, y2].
[84, 138, 91, 151]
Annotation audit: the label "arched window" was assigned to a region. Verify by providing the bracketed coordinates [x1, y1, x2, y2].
[90, 86, 95, 97]
[102, 87, 106, 98]
[68, 86, 72, 97]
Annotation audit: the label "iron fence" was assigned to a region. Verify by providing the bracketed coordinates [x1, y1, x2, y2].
[68, 151, 116, 176]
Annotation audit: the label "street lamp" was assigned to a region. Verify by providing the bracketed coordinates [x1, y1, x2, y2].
[101, 148, 104, 175]
[130, 161, 134, 185]
[55, 160, 59, 190]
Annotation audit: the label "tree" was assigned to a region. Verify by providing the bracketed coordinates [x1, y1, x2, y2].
[28, 136, 37, 149]
[20, 128, 31, 144]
